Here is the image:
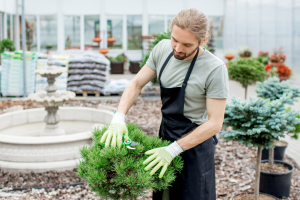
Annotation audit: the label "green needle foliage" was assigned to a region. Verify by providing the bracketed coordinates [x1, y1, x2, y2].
[227, 58, 267, 99]
[77, 123, 183, 200]
[286, 107, 300, 139]
[221, 93, 300, 149]
[256, 77, 300, 104]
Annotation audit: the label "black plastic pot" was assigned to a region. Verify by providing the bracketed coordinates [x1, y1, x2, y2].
[110, 61, 124, 74]
[262, 141, 288, 160]
[232, 192, 278, 200]
[257, 160, 294, 198]
[129, 61, 141, 74]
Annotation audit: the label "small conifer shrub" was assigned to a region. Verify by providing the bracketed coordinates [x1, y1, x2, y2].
[256, 77, 300, 103]
[221, 93, 300, 200]
[77, 123, 183, 200]
[227, 58, 267, 99]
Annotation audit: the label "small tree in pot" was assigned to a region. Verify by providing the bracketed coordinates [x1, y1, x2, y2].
[256, 77, 300, 161]
[221, 93, 300, 199]
[77, 123, 183, 200]
[227, 58, 267, 99]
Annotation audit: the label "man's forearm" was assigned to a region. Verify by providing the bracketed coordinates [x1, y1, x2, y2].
[177, 120, 222, 151]
[116, 80, 142, 115]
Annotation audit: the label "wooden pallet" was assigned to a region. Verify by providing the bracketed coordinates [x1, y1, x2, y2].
[75, 91, 123, 97]
[76, 91, 100, 97]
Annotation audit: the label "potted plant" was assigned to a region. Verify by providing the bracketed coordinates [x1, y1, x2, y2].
[99, 48, 109, 54]
[107, 38, 116, 45]
[93, 37, 102, 43]
[265, 64, 291, 81]
[129, 60, 141, 74]
[257, 51, 269, 65]
[77, 123, 183, 200]
[227, 58, 267, 99]
[222, 93, 300, 199]
[0, 39, 16, 65]
[108, 54, 127, 74]
[269, 48, 286, 65]
[256, 77, 300, 160]
[238, 46, 252, 58]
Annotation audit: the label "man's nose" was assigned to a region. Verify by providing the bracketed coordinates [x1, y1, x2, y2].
[175, 44, 184, 53]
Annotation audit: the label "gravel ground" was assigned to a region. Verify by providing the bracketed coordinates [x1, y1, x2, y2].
[0, 99, 299, 199]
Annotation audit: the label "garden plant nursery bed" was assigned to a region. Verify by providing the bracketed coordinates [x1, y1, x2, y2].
[0, 99, 299, 199]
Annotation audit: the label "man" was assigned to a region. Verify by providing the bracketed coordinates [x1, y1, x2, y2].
[100, 8, 229, 200]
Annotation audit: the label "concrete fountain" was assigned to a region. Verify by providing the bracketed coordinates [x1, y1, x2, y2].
[28, 54, 75, 136]
[0, 54, 113, 172]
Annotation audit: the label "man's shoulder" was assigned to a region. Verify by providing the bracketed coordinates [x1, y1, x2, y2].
[200, 50, 226, 71]
[154, 39, 171, 51]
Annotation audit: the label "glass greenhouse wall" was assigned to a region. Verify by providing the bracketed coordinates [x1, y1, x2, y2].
[224, 0, 300, 72]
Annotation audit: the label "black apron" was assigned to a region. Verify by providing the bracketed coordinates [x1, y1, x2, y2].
[153, 48, 217, 200]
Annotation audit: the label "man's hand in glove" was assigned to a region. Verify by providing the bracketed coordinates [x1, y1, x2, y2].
[143, 141, 184, 178]
[100, 112, 128, 148]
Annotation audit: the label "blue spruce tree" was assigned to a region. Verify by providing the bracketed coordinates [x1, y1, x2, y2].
[221, 93, 300, 200]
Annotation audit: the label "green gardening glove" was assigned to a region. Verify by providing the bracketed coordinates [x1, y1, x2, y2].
[143, 141, 184, 178]
[100, 123, 128, 148]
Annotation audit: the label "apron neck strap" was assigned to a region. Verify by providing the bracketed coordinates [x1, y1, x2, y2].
[158, 47, 200, 87]
[183, 47, 199, 86]
[158, 52, 173, 86]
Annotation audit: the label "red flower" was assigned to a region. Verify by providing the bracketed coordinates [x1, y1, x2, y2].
[265, 64, 272, 72]
[276, 64, 291, 76]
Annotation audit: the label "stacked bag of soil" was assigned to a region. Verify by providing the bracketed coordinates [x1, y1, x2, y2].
[67, 52, 110, 94]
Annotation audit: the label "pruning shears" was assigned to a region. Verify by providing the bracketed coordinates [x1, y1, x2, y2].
[102, 135, 139, 149]
[122, 135, 139, 149]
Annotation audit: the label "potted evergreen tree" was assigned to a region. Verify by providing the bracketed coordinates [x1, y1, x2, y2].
[256, 77, 300, 160]
[222, 93, 300, 199]
[77, 123, 183, 200]
[227, 58, 267, 99]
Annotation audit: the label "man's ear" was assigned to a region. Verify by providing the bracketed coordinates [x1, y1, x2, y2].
[200, 36, 208, 46]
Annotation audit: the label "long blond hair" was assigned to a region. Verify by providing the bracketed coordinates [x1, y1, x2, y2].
[170, 8, 210, 44]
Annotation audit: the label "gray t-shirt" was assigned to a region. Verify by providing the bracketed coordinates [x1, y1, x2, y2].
[146, 39, 229, 125]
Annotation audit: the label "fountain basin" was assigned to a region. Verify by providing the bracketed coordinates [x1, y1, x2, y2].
[0, 107, 113, 172]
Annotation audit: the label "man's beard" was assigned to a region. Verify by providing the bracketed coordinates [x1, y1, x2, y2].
[173, 46, 199, 60]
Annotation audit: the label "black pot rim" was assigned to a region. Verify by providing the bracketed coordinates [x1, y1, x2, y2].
[254, 160, 294, 175]
[232, 192, 279, 200]
[274, 140, 288, 147]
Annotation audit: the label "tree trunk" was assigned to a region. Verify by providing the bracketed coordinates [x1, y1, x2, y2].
[268, 147, 274, 169]
[244, 86, 248, 100]
[255, 147, 262, 200]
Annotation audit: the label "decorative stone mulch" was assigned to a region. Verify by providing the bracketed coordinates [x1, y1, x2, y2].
[0, 99, 299, 199]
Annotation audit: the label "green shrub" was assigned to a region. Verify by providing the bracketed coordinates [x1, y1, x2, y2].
[221, 93, 300, 149]
[221, 93, 300, 200]
[285, 107, 300, 139]
[0, 39, 15, 53]
[256, 77, 300, 104]
[108, 54, 126, 62]
[77, 123, 183, 200]
[228, 58, 267, 99]
[257, 56, 269, 65]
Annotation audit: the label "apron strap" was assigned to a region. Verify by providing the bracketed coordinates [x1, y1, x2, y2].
[182, 47, 199, 88]
[158, 52, 173, 86]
